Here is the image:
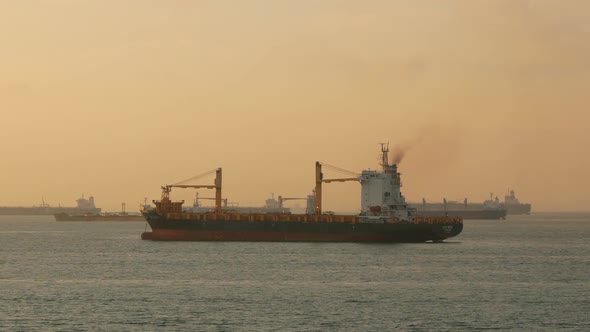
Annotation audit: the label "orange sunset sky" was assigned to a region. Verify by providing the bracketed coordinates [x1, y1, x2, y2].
[1, 1, 589, 212]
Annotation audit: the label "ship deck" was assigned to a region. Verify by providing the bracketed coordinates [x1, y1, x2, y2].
[144, 211, 462, 225]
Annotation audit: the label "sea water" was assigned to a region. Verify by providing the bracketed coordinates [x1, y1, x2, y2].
[0, 213, 588, 331]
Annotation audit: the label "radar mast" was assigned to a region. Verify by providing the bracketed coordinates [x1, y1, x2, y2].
[379, 142, 390, 171]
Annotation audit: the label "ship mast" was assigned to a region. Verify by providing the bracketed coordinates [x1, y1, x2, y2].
[379, 142, 390, 171]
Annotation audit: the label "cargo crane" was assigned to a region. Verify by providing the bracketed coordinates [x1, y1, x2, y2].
[159, 168, 223, 213]
[314, 162, 359, 215]
[277, 196, 306, 209]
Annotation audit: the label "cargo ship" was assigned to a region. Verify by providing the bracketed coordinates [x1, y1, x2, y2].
[54, 213, 145, 222]
[408, 195, 507, 220]
[54, 203, 145, 221]
[141, 145, 463, 242]
[0, 195, 101, 216]
[504, 189, 532, 215]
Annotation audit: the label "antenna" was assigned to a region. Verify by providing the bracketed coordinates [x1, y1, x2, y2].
[379, 142, 390, 170]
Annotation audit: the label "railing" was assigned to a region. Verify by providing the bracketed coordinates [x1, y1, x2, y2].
[164, 212, 360, 223]
[158, 212, 462, 225]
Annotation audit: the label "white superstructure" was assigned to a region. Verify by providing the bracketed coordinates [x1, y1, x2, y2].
[359, 144, 415, 222]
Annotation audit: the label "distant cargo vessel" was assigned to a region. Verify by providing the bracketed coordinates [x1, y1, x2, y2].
[188, 192, 296, 215]
[0, 195, 101, 216]
[54, 213, 145, 222]
[141, 145, 463, 242]
[408, 195, 507, 220]
[504, 190, 532, 215]
[54, 203, 145, 221]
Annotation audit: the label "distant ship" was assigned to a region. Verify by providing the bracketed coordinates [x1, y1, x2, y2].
[187, 192, 307, 215]
[54, 213, 145, 222]
[504, 189, 532, 215]
[54, 202, 145, 221]
[0, 195, 101, 216]
[408, 194, 507, 220]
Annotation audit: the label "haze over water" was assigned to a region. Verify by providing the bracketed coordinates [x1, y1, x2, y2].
[1, 1, 589, 212]
[2, 2, 589, 331]
[1, 213, 588, 331]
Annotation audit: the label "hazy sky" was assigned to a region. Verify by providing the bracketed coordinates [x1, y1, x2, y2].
[1, 1, 589, 212]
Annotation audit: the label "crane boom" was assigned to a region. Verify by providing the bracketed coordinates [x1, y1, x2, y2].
[314, 162, 359, 215]
[161, 168, 223, 213]
[169, 184, 216, 189]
